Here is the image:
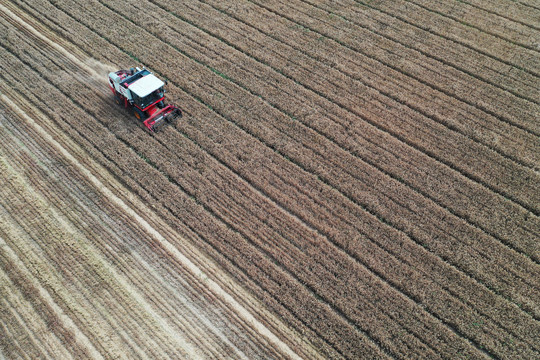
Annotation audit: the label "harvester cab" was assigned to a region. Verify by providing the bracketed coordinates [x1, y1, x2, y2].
[108, 67, 182, 132]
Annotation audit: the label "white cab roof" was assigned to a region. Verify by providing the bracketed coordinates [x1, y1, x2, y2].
[129, 74, 164, 97]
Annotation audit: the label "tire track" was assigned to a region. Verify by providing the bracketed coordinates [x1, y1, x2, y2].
[1, 16, 536, 360]
[248, 0, 540, 135]
[2, 0, 536, 324]
[0, 91, 310, 359]
[133, 0, 539, 255]
[2, 1, 536, 358]
[404, 0, 540, 47]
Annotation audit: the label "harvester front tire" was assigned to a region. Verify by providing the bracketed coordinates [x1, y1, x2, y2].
[133, 107, 147, 121]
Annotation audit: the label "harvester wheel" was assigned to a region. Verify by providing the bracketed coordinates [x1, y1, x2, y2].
[133, 107, 147, 120]
[115, 93, 122, 105]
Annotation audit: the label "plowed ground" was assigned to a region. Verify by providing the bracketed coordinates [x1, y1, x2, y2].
[0, 0, 539, 359]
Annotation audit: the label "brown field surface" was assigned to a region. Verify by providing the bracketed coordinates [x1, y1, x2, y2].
[0, 0, 538, 358]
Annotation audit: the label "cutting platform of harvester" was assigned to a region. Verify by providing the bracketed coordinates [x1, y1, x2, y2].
[108, 67, 182, 131]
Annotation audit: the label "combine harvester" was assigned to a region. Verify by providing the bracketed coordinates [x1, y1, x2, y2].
[108, 67, 182, 132]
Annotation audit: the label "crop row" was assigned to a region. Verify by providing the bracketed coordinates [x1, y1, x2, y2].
[13, 0, 540, 229]
[70, 0, 540, 290]
[56, 0, 540, 289]
[456, 0, 540, 29]
[134, 0, 540, 252]
[171, 0, 540, 198]
[403, 0, 540, 47]
[8, 0, 540, 334]
[198, 0, 540, 171]
[9, 0, 540, 338]
[132, 0, 540, 290]
[39, 0, 540, 300]
[19, 54, 439, 357]
[154, 0, 540, 174]
[4, 2, 540, 358]
[0, 49, 373, 359]
[0, 54, 474, 360]
[0, 113, 288, 360]
[302, 0, 539, 98]
[1, 12, 540, 358]
[245, 0, 540, 135]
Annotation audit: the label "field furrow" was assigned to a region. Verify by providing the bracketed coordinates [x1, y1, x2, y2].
[2, 0, 538, 359]
[246, 0, 540, 135]
[304, 0, 539, 97]
[404, 0, 540, 46]
[1, 7, 540, 358]
[0, 195, 123, 358]
[0, 182, 184, 358]
[459, 0, 540, 29]
[124, 0, 540, 254]
[0, 279, 68, 360]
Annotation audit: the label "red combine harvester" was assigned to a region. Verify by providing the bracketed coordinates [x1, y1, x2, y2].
[108, 67, 182, 132]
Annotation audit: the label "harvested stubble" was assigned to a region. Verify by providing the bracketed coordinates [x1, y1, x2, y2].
[1, 0, 539, 359]
[0, 115, 286, 359]
[38, 0, 540, 309]
[0, 88, 316, 359]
